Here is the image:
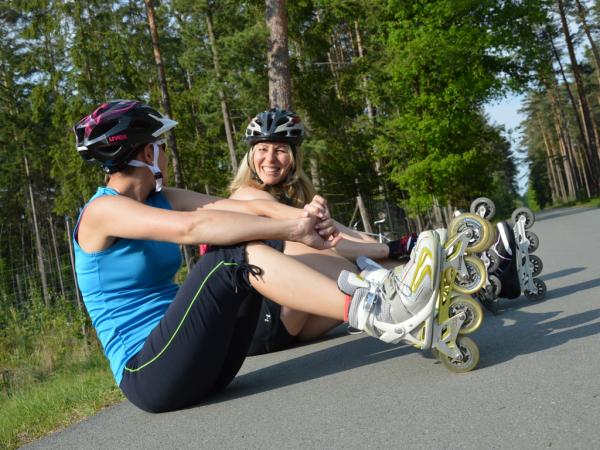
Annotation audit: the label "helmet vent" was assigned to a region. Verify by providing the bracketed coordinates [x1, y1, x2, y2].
[91, 120, 117, 139]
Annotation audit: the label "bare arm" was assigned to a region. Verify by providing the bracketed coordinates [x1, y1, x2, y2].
[163, 187, 304, 220]
[77, 194, 338, 253]
[232, 187, 390, 262]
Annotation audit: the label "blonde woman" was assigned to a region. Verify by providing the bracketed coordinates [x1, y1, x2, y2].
[229, 109, 416, 355]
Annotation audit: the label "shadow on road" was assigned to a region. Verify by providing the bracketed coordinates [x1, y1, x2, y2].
[203, 302, 600, 404]
[192, 297, 600, 407]
[196, 263, 600, 407]
[478, 307, 600, 368]
[545, 277, 600, 300]
[540, 267, 586, 282]
[493, 274, 600, 314]
[204, 335, 409, 404]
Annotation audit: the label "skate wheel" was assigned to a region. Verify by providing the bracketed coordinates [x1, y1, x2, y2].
[450, 296, 484, 335]
[470, 197, 496, 220]
[448, 213, 493, 254]
[526, 231, 539, 253]
[486, 250, 500, 273]
[488, 274, 502, 297]
[438, 336, 480, 373]
[453, 255, 487, 295]
[526, 278, 547, 300]
[484, 227, 497, 253]
[528, 254, 543, 276]
[511, 207, 535, 229]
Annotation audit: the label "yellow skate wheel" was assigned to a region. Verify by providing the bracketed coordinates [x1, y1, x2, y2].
[448, 213, 493, 254]
[449, 295, 484, 335]
[453, 256, 487, 295]
[484, 226, 498, 251]
[438, 336, 480, 373]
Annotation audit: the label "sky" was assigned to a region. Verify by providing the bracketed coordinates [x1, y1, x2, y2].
[484, 94, 528, 195]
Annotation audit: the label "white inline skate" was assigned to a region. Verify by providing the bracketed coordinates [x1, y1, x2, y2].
[338, 214, 493, 373]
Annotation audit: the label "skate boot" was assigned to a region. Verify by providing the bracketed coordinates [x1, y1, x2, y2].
[339, 231, 441, 347]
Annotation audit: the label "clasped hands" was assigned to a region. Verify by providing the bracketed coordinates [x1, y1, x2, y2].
[302, 195, 341, 248]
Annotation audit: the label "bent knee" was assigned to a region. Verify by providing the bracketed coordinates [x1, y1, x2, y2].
[279, 307, 309, 336]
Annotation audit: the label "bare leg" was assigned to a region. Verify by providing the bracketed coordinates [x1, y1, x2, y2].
[245, 242, 347, 321]
[279, 241, 355, 337]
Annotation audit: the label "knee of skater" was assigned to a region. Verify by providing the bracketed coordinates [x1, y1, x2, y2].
[280, 307, 309, 336]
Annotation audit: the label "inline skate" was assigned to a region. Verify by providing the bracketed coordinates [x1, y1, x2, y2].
[470, 198, 547, 313]
[339, 213, 493, 373]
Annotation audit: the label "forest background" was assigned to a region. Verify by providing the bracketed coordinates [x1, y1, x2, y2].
[2, 0, 600, 447]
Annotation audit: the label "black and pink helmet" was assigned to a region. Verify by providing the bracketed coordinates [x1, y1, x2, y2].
[73, 100, 177, 173]
[245, 108, 304, 147]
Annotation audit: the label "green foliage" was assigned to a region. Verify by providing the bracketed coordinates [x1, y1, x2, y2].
[0, 297, 91, 392]
[0, 351, 121, 450]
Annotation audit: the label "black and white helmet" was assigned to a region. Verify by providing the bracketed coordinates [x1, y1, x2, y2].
[74, 100, 177, 173]
[245, 108, 304, 147]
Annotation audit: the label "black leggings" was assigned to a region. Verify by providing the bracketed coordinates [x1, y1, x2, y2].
[120, 241, 283, 413]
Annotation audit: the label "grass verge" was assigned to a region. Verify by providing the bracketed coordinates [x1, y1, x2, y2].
[0, 353, 123, 450]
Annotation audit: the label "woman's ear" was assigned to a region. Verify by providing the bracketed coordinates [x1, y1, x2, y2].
[140, 143, 154, 164]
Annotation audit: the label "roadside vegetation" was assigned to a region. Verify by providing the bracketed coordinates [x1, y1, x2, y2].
[0, 299, 123, 449]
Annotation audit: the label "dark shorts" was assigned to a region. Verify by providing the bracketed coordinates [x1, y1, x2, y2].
[119, 240, 283, 413]
[247, 298, 298, 356]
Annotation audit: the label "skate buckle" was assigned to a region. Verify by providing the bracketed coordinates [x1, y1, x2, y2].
[363, 291, 377, 311]
[394, 327, 405, 337]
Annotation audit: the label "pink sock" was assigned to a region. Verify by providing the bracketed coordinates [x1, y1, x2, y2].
[343, 294, 352, 322]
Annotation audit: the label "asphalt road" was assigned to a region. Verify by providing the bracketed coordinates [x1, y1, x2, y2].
[26, 207, 600, 450]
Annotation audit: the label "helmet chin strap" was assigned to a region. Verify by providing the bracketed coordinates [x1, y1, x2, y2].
[127, 143, 163, 192]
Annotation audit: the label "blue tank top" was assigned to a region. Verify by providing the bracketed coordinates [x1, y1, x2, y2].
[74, 187, 181, 385]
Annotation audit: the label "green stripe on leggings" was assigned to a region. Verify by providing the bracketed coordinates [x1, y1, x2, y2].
[125, 261, 237, 373]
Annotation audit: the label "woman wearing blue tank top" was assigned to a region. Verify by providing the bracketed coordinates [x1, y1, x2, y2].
[73, 100, 442, 412]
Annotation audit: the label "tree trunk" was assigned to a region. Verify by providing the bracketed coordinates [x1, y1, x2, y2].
[65, 216, 87, 339]
[309, 157, 321, 190]
[354, 21, 374, 121]
[356, 193, 373, 234]
[556, 0, 600, 193]
[48, 216, 66, 300]
[144, 0, 192, 271]
[144, 0, 185, 189]
[549, 39, 594, 197]
[574, 0, 600, 91]
[546, 87, 577, 199]
[538, 116, 567, 202]
[206, 11, 238, 174]
[266, 0, 292, 109]
[24, 156, 50, 306]
[314, 11, 341, 99]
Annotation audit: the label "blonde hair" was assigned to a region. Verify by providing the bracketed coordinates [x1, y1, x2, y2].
[229, 144, 316, 207]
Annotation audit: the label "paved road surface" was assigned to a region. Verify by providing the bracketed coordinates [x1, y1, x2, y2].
[26, 207, 600, 449]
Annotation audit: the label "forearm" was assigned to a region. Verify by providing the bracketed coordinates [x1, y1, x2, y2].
[335, 220, 379, 244]
[164, 188, 300, 220]
[332, 239, 389, 262]
[181, 209, 295, 245]
[203, 197, 300, 220]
